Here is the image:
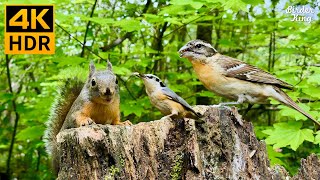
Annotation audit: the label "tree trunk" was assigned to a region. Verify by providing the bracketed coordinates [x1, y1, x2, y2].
[56, 106, 319, 179]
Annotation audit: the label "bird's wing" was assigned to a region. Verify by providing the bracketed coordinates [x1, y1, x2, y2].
[218, 55, 293, 90]
[161, 87, 199, 116]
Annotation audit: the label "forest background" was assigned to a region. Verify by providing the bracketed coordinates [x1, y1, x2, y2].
[1, 0, 320, 179]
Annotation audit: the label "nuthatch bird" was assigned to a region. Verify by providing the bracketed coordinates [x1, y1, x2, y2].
[133, 73, 201, 119]
[179, 39, 320, 126]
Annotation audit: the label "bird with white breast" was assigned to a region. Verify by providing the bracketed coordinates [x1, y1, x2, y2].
[133, 72, 201, 120]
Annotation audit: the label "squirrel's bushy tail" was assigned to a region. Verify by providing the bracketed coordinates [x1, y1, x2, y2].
[44, 78, 83, 174]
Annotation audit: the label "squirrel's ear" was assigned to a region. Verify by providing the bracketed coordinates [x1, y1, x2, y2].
[89, 61, 96, 77]
[107, 60, 113, 71]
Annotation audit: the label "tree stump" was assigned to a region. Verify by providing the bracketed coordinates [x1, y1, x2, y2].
[293, 154, 320, 180]
[56, 106, 318, 179]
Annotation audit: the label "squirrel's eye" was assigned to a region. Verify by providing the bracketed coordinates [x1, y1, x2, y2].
[196, 44, 202, 48]
[91, 79, 96, 86]
[115, 79, 118, 84]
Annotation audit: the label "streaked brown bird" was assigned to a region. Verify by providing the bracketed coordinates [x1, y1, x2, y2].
[179, 39, 320, 126]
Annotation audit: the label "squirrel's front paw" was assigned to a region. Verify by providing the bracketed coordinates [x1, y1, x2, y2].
[122, 120, 133, 126]
[78, 117, 95, 127]
[114, 120, 132, 126]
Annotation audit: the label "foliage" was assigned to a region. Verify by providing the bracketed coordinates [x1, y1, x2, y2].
[0, 0, 320, 178]
[263, 121, 314, 151]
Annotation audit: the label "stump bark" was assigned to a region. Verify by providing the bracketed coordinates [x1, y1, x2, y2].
[56, 106, 319, 179]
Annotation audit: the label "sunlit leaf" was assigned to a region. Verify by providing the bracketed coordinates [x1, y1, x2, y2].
[114, 19, 143, 32]
[16, 126, 46, 141]
[314, 131, 320, 145]
[263, 121, 314, 150]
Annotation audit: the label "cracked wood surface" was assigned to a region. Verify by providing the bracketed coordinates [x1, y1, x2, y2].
[56, 106, 318, 180]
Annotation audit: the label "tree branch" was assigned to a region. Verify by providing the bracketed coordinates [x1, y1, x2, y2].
[100, 32, 133, 52]
[100, 0, 151, 52]
[117, 75, 136, 100]
[80, 0, 98, 57]
[5, 55, 20, 178]
[56, 23, 105, 60]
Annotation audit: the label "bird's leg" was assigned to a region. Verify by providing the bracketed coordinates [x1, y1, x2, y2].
[160, 110, 179, 121]
[219, 95, 246, 106]
[168, 110, 179, 119]
[209, 102, 239, 109]
[210, 103, 234, 110]
[211, 95, 245, 109]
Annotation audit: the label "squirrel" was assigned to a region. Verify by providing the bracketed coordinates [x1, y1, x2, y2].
[44, 61, 132, 175]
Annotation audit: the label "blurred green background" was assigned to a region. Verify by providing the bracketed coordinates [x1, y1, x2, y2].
[1, 0, 320, 179]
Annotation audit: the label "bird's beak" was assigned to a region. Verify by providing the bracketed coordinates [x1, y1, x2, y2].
[178, 45, 190, 58]
[132, 72, 144, 78]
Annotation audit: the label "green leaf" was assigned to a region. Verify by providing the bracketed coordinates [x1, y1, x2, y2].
[315, 131, 320, 145]
[88, 17, 114, 25]
[54, 56, 87, 67]
[275, 47, 297, 54]
[113, 66, 131, 76]
[242, 0, 263, 5]
[266, 145, 286, 166]
[0, 93, 14, 101]
[302, 85, 320, 99]
[159, 5, 195, 15]
[121, 102, 143, 117]
[114, 19, 142, 32]
[16, 126, 45, 141]
[307, 73, 320, 84]
[197, 91, 216, 98]
[223, 0, 247, 12]
[49, 66, 88, 82]
[164, 17, 183, 26]
[7, 0, 51, 4]
[170, 0, 204, 9]
[263, 121, 314, 151]
[279, 105, 309, 121]
[143, 14, 164, 23]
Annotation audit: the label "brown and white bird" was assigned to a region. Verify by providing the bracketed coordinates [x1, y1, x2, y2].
[179, 39, 320, 126]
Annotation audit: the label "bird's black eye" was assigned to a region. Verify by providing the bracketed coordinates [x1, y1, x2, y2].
[91, 79, 96, 86]
[196, 44, 202, 48]
[160, 82, 165, 87]
[115, 79, 118, 84]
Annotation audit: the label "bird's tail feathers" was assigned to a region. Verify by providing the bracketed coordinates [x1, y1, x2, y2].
[273, 87, 320, 126]
[191, 107, 203, 118]
[185, 107, 203, 119]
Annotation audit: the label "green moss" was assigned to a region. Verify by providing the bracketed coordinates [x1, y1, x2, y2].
[105, 154, 127, 180]
[170, 154, 184, 180]
[105, 165, 120, 180]
[119, 155, 125, 167]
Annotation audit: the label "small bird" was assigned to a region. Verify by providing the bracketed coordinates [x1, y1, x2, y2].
[133, 72, 201, 119]
[178, 39, 320, 126]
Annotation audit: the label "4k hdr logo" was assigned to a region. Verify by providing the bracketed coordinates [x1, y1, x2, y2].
[5, 5, 54, 54]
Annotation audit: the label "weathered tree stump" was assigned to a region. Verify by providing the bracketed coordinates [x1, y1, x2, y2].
[293, 154, 320, 180]
[56, 106, 318, 179]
